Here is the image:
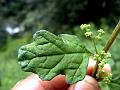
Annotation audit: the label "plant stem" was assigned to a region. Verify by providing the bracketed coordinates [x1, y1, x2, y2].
[103, 20, 120, 52]
[92, 20, 120, 79]
[92, 38, 99, 77]
[93, 38, 98, 54]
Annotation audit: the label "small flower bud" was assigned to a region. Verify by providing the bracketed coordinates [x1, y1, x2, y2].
[106, 53, 111, 58]
[96, 29, 105, 40]
[80, 24, 87, 30]
[93, 54, 99, 60]
[80, 24, 91, 31]
[96, 35, 102, 40]
[103, 73, 112, 84]
[84, 31, 93, 38]
[97, 29, 105, 34]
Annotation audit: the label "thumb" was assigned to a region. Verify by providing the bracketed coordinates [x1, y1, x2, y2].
[68, 75, 100, 90]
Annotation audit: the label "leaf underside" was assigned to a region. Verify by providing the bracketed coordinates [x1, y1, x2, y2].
[18, 30, 90, 84]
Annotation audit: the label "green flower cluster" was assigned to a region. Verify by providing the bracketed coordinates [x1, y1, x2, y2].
[80, 24, 105, 39]
[93, 51, 111, 61]
[80, 24, 93, 38]
[96, 29, 105, 40]
[93, 51, 112, 84]
[103, 72, 112, 84]
[80, 24, 91, 31]
[84, 32, 93, 38]
[80, 24, 112, 84]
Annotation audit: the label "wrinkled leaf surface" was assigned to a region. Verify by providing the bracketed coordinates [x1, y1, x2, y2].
[18, 30, 90, 84]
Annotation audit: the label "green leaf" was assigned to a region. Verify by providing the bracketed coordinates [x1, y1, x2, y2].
[18, 30, 90, 84]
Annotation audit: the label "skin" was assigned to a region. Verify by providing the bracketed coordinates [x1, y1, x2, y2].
[12, 59, 111, 90]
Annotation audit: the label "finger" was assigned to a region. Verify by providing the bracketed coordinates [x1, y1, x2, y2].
[86, 58, 111, 75]
[12, 74, 44, 90]
[103, 64, 111, 73]
[12, 74, 69, 90]
[87, 58, 96, 75]
[40, 75, 69, 90]
[68, 75, 100, 90]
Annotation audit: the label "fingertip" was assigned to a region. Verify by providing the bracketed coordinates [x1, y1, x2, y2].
[12, 74, 44, 90]
[87, 59, 111, 75]
[36, 75, 68, 90]
[103, 64, 111, 73]
[42, 75, 69, 90]
[68, 75, 100, 90]
[74, 75, 100, 90]
[87, 59, 96, 75]
[12, 74, 69, 90]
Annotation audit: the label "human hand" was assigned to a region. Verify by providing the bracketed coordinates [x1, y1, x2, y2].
[12, 59, 111, 90]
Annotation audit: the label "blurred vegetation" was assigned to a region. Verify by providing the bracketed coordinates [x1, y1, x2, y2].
[0, 0, 120, 90]
[0, 33, 32, 90]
